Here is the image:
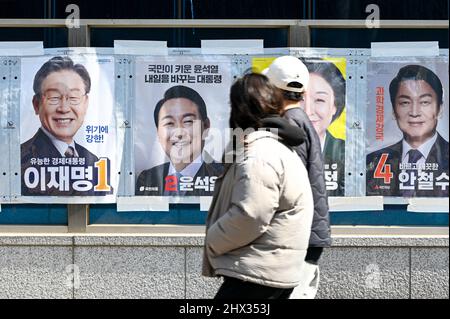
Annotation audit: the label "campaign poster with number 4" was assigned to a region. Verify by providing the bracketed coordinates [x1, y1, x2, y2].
[366, 58, 449, 197]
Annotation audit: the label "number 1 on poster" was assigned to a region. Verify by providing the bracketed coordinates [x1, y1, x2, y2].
[94, 158, 111, 192]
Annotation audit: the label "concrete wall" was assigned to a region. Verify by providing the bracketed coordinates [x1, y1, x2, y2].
[0, 232, 448, 299]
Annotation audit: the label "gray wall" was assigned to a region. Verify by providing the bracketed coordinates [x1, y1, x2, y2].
[0, 233, 448, 299]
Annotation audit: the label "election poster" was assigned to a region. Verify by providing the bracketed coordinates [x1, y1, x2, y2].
[366, 58, 449, 197]
[20, 55, 116, 201]
[134, 56, 232, 197]
[253, 56, 347, 197]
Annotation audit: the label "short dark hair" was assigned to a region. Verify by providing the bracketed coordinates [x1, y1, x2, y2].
[33, 56, 91, 96]
[281, 90, 304, 102]
[154, 85, 208, 127]
[229, 73, 283, 130]
[303, 60, 346, 123]
[389, 65, 443, 109]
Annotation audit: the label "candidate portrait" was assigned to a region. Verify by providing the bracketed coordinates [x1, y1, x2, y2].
[21, 56, 101, 196]
[136, 85, 224, 196]
[366, 64, 449, 197]
[302, 60, 346, 196]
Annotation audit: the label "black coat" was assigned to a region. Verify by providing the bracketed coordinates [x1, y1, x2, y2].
[136, 157, 224, 196]
[21, 128, 106, 196]
[366, 133, 449, 197]
[323, 131, 345, 197]
[283, 108, 331, 248]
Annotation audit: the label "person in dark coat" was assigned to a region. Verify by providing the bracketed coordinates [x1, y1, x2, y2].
[264, 56, 331, 299]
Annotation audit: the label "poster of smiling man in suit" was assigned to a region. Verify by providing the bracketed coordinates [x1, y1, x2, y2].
[366, 59, 449, 197]
[20, 55, 116, 200]
[134, 56, 232, 197]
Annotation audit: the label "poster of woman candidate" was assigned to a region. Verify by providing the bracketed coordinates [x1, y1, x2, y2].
[134, 55, 232, 197]
[302, 57, 346, 197]
[20, 55, 116, 201]
[253, 56, 347, 197]
[366, 58, 449, 197]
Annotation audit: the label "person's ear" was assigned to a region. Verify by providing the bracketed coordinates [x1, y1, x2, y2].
[392, 106, 399, 120]
[32, 95, 40, 115]
[331, 103, 337, 116]
[84, 94, 89, 106]
[437, 104, 444, 119]
[204, 117, 211, 130]
[202, 117, 211, 139]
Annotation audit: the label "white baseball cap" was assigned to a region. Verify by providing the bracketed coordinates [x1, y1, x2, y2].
[262, 56, 309, 93]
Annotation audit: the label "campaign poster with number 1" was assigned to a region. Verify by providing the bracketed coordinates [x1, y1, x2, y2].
[20, 55, 116, 201]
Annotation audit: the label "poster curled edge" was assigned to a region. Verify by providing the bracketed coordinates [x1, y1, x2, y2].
[371, 41, 439, 57]
[329, 196, 384, 212]
[116, 196, 170, 212]
[0, 41, 44, 56]
[201, 40, 264, 55]
[407, 198, 449, 213]
[114, 40, 168, 55]
[200, 197, 213, 212]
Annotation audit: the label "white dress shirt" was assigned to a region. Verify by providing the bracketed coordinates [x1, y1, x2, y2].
[401, 133, 438, 165]
[167, 154, 203, 177]
[41, 127, 79, 157]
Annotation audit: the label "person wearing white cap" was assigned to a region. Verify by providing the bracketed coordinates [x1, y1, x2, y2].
[264, 56, 331, 299]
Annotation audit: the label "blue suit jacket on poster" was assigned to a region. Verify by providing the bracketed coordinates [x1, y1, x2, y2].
[366, 133, 449, 197]
[21, 128, 106, 196]
[135, 156, 224, 196]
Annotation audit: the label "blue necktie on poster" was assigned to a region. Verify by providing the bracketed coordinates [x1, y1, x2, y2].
[408, 149, 422, 164]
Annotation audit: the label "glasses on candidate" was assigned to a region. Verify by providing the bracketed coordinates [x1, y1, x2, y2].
[42, 90, 87, 106]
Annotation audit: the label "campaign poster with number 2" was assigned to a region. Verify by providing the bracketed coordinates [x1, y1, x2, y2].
[134, 56, 232, 197]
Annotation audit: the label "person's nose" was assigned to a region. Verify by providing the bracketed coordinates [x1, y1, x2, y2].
[409, 101, 421, 117]
[55, 96, 71, 113]
[171, 126, 187, 140]
[304, 99, 314, 116]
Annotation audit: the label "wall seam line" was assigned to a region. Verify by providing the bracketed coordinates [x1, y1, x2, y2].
[184, 247, 187, 299]
[72, 236, 75, 300]
[409, 247, 412, 299]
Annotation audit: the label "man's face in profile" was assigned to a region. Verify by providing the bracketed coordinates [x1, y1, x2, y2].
[157, 98, 209, 168]
[393, 79, 441, 147]
[33, 70, 89, 144]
